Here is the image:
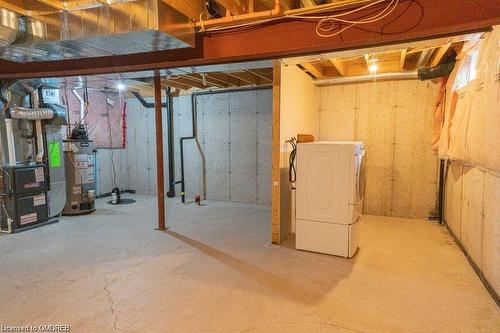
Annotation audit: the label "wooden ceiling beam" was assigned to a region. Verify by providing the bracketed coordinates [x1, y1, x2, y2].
[162, 79, 191, 91]
[431, 43, 451, 67]
[301, 62, 324, 79]
[0, 0, 28, 15]
[245, 69, 272, 83]
[329, 58, 347, 76]
[34, 0, 65, 10]
[226, 71, 260, 85]
[169, 76, 206, 89]
[206, 72, 242, 86]
[162, 0, 206, 20]
[215, 0, 245, 15]
[186, 73, 227, 88]
[399, 48, 407, 71]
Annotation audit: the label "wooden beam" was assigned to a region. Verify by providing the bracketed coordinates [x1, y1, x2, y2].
[245, 69, 273, 83]
[206, 72, 241, 86]
[0, 0, 27, 15]
[271, 61, 280, 244]
[247, 0, 254, 13]
[162, 79, 191, 91]
[301, 62, 324, 78]
[202, 73, 234, 87]
[185, 73, 226, 88]
[400, 48, 407, 71]
[431, 43, 451, 67]
[169, 76, 206, 89]
[226, 71, 260, 85]
[216, 0, 245, 15]
[330, 58, 347, 76]
[154, 71, 166, 231]
[1, 0, 498, 79]
[34, 0, 65, 10]
[162, 0, 206, 20]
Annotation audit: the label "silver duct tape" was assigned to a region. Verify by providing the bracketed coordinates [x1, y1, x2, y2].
[10, 107, 55, 120]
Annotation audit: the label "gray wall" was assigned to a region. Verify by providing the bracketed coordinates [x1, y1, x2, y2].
[318, 80, 439, 219]
[95, 89, 272, 205]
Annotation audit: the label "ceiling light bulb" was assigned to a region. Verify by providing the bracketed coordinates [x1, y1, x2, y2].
[369, 63, 378, 73]
[117, 83, 126, 91]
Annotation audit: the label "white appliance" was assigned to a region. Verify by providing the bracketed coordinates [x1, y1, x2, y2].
[295, 141, 365, 257]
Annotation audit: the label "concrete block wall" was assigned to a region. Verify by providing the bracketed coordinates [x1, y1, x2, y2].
[444, 162, 500, 296]
[96, 89, 272, 204]
[184, 89, 272, 204]
[318, 80, 440, 219]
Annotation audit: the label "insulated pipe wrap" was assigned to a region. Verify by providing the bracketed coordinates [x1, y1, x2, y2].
[10, 106, 54, 120]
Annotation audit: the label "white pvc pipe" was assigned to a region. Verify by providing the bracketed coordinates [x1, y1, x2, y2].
[313, 70, 418, 86]
[72, 89, 85, 125]
[5, 118, 16, 165]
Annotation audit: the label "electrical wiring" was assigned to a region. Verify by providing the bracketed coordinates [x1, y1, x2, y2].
[200, 0, 401, 39]
[313, 0, 400, 37]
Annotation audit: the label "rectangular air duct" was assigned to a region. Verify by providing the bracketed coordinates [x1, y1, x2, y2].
[0, 0, 194, 63]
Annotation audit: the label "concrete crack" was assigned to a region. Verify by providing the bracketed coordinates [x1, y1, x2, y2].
[103, 273, 130, 333]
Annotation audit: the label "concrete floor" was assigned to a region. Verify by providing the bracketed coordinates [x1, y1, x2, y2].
[0, 195, 498, 332]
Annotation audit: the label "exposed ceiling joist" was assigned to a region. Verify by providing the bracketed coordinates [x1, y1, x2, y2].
[301, 62, 324, 79]
[216, 0, 245, 15]
[35, 0, 65, 10]
[162, 79, 191, 91]
[162, 0, 207, 20]
[186, 73, 226, 88]
[431, 43, 451, 67]
[245, 69, 272, 83]
[330, 59, 347, 76]
[205, 72, 242, 86]
[399, 49, 407, 71]
[226, 71, 260, 85]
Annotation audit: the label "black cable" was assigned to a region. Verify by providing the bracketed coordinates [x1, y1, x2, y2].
[287, 137, 297, 186]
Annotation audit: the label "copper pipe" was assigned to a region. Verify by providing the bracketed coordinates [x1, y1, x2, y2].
[197, 0, 280, 30]
[154, 71, 166, 231]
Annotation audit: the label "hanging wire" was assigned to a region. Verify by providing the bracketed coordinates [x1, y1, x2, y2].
[286, 137, 297, 187]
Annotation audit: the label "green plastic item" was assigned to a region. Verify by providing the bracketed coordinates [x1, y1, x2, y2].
[48, 141, 61, 168]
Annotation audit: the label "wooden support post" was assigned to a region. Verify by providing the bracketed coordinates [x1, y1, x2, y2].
[154, 71, 166, 231]
[271, 61, 281, 244]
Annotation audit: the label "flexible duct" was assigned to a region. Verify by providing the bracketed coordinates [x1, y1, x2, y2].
[9, 106, 55, 120]
[418, 60, 456, 81]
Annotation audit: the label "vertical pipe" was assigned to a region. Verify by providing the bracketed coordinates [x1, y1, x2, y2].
[154, 72, 166, 231]
[437, 159, 445, 224]
[32, 90, 44, 163]
[5, 118, 16, 165]
[165, 87, 176, 198]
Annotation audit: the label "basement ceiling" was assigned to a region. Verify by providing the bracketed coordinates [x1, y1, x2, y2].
[56, 60, 274, 96]
[287, 33, 483, 80]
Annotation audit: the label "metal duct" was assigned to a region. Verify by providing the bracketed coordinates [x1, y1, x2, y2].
[0, 8, 18, 47]
[0, 0, 194, 63]
[10, 107, 55, 120]
[313, 71, 418, 86]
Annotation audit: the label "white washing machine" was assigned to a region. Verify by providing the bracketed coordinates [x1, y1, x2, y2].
[295, 141, 365, 257]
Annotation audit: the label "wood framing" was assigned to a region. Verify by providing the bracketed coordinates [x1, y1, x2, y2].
[271, 61, 281, 244]
[1, 0, 498, 78]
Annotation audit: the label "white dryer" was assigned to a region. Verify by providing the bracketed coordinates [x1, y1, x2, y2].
[295, 141, 365, 257]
